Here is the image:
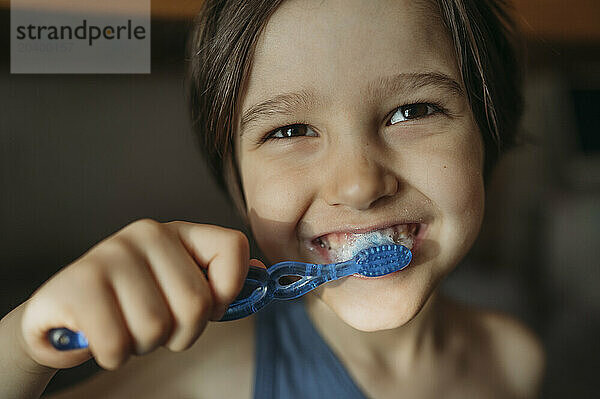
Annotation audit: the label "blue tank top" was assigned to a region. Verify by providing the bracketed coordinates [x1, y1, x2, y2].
[253, 298, 368, 399]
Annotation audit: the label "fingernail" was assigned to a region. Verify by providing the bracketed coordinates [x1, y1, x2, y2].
[249, 258, 266, 269]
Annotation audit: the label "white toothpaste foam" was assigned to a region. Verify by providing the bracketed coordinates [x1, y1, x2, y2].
[332, 230, 396, 263]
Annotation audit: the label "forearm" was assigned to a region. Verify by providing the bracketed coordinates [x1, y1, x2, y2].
[0, 303, 58, 399]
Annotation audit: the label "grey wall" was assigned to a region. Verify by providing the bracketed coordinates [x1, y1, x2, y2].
[0, 65, 246, 307]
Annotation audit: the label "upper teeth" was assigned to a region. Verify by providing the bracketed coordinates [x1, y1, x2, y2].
[313, 224, 417, 262]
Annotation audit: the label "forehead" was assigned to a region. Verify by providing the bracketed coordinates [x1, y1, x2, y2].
[240, 0, 459, 114]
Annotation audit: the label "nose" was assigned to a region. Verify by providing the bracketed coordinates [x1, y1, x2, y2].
[321, 148, 399, 210]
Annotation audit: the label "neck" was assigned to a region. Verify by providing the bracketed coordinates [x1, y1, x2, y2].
[303, 290, 442, 377]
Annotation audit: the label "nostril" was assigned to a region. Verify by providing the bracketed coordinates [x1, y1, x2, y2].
[321, 154, 399, 210]
[384, 173, 399, 197]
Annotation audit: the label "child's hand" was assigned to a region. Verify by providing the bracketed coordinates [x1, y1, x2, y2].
[17, 219, 256, 371]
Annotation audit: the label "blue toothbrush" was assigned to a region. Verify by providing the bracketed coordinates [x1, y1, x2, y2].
[48, 244, 412, 350]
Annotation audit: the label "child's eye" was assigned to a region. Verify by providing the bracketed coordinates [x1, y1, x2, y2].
[259, 103, 444, 143]
[262, 124, 318, 142]
[387, 103, 441, 125]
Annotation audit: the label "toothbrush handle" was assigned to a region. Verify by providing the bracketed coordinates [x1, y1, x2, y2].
[219, 265, 273, 321]
[268, 260, 355, 300]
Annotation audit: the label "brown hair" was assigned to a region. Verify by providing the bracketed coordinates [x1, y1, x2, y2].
[186, 0, 523, 209]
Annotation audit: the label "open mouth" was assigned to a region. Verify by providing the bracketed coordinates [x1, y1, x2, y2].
[310, 223, 421, 263]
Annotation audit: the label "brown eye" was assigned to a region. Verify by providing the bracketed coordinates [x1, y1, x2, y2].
[389, 103, 438, 125]
[265, 124, 317, 140]
[276, 125, 304, 138]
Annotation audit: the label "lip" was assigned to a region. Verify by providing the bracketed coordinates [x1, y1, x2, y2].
[307, 219, 429, 243]
[351, 269, 405, 280]
[349, 223, 429, 279]
[410, 221, 429, 253]
[304, 220, 430, 264]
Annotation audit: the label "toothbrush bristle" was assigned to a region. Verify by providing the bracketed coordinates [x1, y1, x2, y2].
[354, 244, 412, 276]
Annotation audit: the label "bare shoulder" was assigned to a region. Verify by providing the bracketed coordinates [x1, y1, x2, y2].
[45, 316, 256, 399]
[443, 296, 546, 399]
[478, 308, 546, 398]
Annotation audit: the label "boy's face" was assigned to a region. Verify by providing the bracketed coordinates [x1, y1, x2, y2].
[236, 0, 485, 331]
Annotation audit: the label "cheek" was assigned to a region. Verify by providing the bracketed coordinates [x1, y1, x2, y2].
[240, 155, 315, 261]
[417, 125, 485, 250]
[432, 135, 484, 217]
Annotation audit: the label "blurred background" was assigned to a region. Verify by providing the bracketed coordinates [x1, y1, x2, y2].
[1, 0, 598, 397]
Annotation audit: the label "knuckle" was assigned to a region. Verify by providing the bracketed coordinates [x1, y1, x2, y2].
[221, 229, 249, 259]
[163, 219, 182, 229]
[133, 217, 159, 228]
[92, 237, 134, 264]
[127, 218, 166, 241]
[230, 230, 250, 253]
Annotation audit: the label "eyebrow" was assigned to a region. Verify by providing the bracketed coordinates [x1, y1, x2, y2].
[239, 72, 463, 133]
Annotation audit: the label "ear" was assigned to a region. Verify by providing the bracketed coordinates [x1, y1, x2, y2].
[223, 152, 250, 226]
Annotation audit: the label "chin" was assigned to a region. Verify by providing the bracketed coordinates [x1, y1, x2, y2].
[316, 265, 438, 331]
[335, 305, 418, 331]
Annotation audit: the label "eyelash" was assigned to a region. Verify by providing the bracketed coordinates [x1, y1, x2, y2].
[258, 101, 447, 144]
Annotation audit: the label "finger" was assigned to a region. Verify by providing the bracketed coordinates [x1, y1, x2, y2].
[68, 268, 132, 370]
[106, 244, 174, 355]
[125, 220, 213, 351]
[168, 222, 250, 320]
